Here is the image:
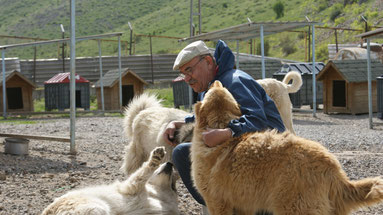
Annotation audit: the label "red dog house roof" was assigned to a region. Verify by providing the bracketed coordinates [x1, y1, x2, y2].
[44, 72, 89, 84]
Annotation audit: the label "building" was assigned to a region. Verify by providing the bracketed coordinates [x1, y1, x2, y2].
[44, 72, 90, 111]
[316, 60, 383, 114]
[94, 68, 148, 110]
[0, 70, 36, 112]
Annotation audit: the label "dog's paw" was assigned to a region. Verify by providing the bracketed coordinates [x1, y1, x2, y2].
[149, 147, 165, 167]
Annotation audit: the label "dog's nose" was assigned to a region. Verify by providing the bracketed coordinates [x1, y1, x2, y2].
[163, 162, 173, 174]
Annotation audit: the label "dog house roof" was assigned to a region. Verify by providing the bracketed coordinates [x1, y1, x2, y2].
[44, 72, 89, 84]
[0, 70, 36, 88]
[317, 59, 383, 83]
[94, 68, 148, 88]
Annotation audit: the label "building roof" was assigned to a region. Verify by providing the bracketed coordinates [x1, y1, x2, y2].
[44, 72, 90, 84]
[276, 62, 325, 75]
[94, 68, 148, 88]
[316, 60, 383, 83]
[0, 70, 36, 88]
[355, 28, 383, 39]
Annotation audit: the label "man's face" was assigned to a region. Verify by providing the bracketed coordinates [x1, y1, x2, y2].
[179, 56, 212, 93]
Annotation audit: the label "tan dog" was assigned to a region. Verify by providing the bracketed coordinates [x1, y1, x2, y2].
[191, 80, 383, 215]
[256, 71, 302, 134]
[42, 147, 179, 215]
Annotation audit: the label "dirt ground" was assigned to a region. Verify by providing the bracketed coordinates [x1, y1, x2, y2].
[0, 111, 382, 215]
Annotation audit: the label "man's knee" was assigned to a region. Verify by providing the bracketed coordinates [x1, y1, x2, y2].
[172, 143, 190, 165]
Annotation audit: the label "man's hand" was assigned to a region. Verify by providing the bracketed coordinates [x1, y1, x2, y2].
[163, 121, 185, 146]
[202, 128, 232, 147]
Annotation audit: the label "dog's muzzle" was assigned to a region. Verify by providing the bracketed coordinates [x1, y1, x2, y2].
[162, 162, 173, 175]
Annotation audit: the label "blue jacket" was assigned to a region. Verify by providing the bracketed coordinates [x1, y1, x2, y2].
[186, 40, 285, 136]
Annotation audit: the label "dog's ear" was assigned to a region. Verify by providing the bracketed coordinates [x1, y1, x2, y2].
[233, 104, 242, 117]
[194, 102, 206, 128]
[194, 102, 202, 118]
[213, 80, 223, 88]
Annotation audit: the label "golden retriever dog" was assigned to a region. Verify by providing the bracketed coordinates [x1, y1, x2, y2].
[121, 72, 301, 175]
[121, 93, 192, 175]
[256, 71, 302, 134]
[42, 147, 179, 215]
[191, 80, 383, 215]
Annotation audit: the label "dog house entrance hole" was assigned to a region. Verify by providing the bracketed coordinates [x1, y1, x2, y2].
[7, 87, 23, 109]
[68, 90, 82, 108]
[76, 90, 82, 108]
[122, 85, 134, 106]
[332, 80, 346, 107]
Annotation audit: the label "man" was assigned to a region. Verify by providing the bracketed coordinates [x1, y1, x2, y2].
[163, 40, 285, 214]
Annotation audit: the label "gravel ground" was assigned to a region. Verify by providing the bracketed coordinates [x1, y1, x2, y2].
[0, 111, 382, 215]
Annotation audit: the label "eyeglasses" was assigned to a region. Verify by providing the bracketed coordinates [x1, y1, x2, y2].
[179, 57, 205, 79]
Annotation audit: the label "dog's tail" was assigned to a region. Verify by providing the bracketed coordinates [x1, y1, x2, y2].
[123, 93, 162, 137]
[335, 176, 383, 214]
[282, 71, 302, 94]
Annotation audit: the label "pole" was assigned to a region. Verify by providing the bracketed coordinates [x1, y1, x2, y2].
[261, 24, 265, 79]
[367, 38, 373, 129]
[2, 50, 6, 118]
[128, 22, 133, 56]
[334, 29, 338, 53]
[149, 35, 154, 84]
[312, 24, 316, 117]
[129, 29, 133, 55]
[118, 36, 122, 109]
[69, 0, 76, 154]
[198, 0, 201, 34]
[236, 40, 240, 69]
[190, 0, 193, 37]
[33, 44, 37, 83]
[308, 26, 311, 61]
[62, 31, 65, 73]
[98, 40, 105, 112]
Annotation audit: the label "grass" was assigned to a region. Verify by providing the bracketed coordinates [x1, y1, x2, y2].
[2, 0, 382, 62]
[144, 87, 174, 108]
[0, 118, 38, 124]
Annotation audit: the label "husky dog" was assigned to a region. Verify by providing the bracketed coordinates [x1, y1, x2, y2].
[191, 80, 383, 215]
[42, 147, 179, 215]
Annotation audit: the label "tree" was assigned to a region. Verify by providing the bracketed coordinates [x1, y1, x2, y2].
[272, 1, 284, 19]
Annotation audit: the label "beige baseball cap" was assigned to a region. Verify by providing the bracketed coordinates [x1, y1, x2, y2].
[173, 40, 210, 71]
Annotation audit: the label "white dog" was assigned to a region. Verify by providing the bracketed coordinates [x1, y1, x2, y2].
[257, 71, 302, 134]
[121, 93, 192, 175]
[121, 71, 302, 175]
[42, 147, 179, 215]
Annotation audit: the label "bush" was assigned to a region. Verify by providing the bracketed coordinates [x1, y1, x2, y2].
[256, 40, 270, 56]
[272, 1, 284, 19]
[316, 44, 329, 63]
[280, 36, 296, 56]
[330, 4, 343, 21]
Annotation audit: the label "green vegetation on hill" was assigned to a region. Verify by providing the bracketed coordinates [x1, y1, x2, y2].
[0, 0, 382, 63]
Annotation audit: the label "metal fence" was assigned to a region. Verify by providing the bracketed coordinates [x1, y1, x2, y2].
[14, 54, 179, 87]
[2, 53, 298, 87]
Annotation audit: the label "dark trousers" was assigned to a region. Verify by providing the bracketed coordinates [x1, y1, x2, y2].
[172, 142, 206, 205]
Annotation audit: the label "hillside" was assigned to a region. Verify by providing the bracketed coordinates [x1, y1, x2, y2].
[0, 0, 382, 62]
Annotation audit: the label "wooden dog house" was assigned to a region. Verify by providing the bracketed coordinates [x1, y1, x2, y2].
[94, 68, 148, 110]
[0, 70, 36, 112]
[316, 60, 383, 114]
